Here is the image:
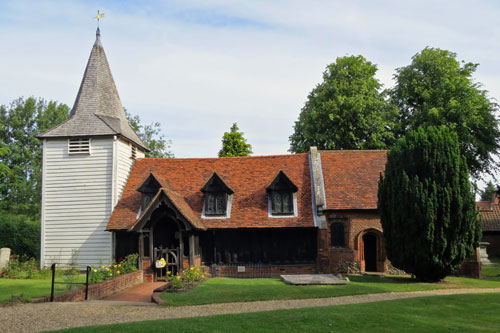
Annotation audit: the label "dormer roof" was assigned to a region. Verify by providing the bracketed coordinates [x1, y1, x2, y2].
[266, 170, 298, 192]
[201, 172, 234, 194]
[38, 28, 148, 151]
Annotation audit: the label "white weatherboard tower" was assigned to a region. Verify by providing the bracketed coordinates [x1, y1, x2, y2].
[38, 28, 148, 268]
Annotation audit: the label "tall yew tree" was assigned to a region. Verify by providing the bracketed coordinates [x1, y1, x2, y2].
[378, 126, 480, 282]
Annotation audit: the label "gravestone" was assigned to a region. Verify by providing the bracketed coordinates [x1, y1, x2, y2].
[0, 248, 11, 271]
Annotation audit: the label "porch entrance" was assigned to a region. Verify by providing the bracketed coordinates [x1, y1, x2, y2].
[363, 233, 377, 272]
[153, 246, 180, 280]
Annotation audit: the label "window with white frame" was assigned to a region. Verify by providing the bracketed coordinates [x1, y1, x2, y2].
[267, 170, 298, 216]
[201, 172, 233, 218]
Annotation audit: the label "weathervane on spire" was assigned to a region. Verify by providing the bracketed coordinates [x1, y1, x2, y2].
[93, 10, 105, 28]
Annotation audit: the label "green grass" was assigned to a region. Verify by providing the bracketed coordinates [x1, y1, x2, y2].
[482, 257, 500, 279]
[159, 274, 500, 307]
[0, 275, 86, 303]
[57, 293, 500, 332]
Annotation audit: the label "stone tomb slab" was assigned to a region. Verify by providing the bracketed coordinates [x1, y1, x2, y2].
[281, 274, 349, 285]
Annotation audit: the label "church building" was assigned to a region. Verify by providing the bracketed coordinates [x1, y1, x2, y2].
[39, 29, 389, 278]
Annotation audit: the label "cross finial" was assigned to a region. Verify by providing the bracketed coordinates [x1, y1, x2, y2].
[94, 10, 104, 28]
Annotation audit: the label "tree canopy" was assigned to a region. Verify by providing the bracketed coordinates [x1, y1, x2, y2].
[0, 97, 70, 217]
[390, 47, 500, 177]
[480, 181, 497, 202]
[218, 123, 253, 157]
[126, 112, 173, 158]
[378, 126, 480, 282]
[289, 55, 396, 153]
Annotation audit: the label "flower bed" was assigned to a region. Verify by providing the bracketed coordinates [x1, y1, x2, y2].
[161, 266, 206, 293]
[0, 254, 77, 279]
[89, 254, 138, 284]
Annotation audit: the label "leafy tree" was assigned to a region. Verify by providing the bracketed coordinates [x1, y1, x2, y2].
[0, 97, 69, 217]
[218, 123, 253, 157]
[289, 55, 396, 153]
[480, 181, 497, 202]
[378, 126, 480, 282]
[125, 111, 173, 158]
[390, 47, 500, 178]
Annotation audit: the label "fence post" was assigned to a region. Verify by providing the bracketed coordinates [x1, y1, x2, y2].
[50, 263, 56, 302]
[85, 266, 91, 300]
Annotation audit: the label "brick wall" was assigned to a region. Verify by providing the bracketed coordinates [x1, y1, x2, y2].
[213, 264, 315, 278]
[33, 269, 143, 303]
[318, 210, 387, 274]
[457, 248, 481, 278]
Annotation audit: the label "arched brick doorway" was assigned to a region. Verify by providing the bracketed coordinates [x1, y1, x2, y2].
[356, 229, 385, 273]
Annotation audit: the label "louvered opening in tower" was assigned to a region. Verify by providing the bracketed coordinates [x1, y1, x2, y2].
[68, 138, 91, 154]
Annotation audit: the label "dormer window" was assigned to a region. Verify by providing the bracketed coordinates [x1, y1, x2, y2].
[205, 193, 227, 216]
[267, 170, 298, 217]
[201, 172, 233, 218]
[68, 138, 90, 154]
[271, 191, 294, 215]
[137, 173, 162, 211]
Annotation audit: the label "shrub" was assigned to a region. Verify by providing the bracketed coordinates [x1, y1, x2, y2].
[168, 273, 185, 290]
[1, 254, 40, 279]
[182, 266, 204, 283]
[167, 266, 206, 290]
[0, 211, 40, 258]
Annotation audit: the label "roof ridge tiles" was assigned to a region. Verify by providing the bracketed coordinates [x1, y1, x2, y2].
[136, 153, 309, 161]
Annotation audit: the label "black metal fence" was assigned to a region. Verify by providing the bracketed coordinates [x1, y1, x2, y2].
[50, 263, 91, 302]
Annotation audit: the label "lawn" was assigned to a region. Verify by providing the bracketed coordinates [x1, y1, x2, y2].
[0, 275, 86, 303]
[57, 293, 500, 332]
[482, 257, 500, 279]
[159, 274, 500, 307]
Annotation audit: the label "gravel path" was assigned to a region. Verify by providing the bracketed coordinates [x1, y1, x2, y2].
[2, 288, 500, 332]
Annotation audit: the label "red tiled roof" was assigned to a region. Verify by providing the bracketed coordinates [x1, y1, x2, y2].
[107, 154, 314, 230]
[477, 201, 500, 232]
[320, 150, 387, 210]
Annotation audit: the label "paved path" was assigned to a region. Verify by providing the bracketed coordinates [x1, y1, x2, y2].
[101, 282, 166, 303]
[2, 288, 500, 332]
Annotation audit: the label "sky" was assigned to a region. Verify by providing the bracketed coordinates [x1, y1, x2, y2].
[1, 0, 499, 159]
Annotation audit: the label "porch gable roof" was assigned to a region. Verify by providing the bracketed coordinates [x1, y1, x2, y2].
[131, 187, 206, 231]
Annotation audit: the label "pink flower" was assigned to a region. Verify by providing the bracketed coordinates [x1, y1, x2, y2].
[32, 267, 37, 270]
[1, 272, 4, 275]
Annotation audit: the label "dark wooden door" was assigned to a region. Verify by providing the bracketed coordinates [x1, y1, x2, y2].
[363, 233, 377, 272]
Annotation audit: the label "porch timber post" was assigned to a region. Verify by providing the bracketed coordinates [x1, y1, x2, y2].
[149, 228, 154, 263]
[179, 233, 184, 273]
[138, 233, 144, 270]
[189, 233, 195, 267]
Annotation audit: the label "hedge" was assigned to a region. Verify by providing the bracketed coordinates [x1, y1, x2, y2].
[0, 211, 40, 258]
